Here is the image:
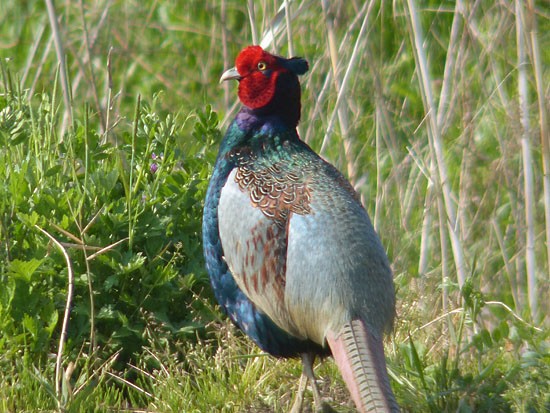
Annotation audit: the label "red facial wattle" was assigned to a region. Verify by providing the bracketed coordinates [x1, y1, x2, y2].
[220, 45, 308, 127]
[234, 46, 283, 109]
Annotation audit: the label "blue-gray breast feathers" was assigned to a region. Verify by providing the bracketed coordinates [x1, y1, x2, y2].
[203, 112, 394, 355]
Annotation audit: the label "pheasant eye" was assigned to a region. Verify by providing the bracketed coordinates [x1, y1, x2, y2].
[257, 61, 267, 71]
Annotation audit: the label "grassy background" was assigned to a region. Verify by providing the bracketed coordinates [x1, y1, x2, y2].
[0, 0, 549, 412]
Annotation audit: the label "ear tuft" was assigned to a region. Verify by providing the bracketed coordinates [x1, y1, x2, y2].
[283, 57, 309, 76]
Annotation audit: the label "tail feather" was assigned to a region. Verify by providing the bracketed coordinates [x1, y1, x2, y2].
[327, 319, 400, 413]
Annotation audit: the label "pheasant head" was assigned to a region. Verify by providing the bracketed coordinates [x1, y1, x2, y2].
[220, 45, 309, 127]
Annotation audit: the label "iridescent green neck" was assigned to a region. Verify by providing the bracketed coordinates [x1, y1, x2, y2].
[218, 108, 300, 160]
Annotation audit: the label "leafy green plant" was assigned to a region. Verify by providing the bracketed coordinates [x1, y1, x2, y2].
[0, 71, 221, 408]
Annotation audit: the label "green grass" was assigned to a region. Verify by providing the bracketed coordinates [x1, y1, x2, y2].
[1, 0, 549, 412]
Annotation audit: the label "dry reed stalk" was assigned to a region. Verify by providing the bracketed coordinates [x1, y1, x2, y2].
[515, 0, 538, 322]
[406, 0, 468, 290]
[44, 0, 73, 134]
[437, 189, 457, 342]
[71, 1, 111, 99]
[303, 64, 332, 144]
[21, 21, 47, 88]
[283, 0, 294, 56]
[78, 0, 106, 133]
[320, 0, 354, 183]
[247, 0, 258, 45]
[320, 1, 378, 190]
[320, 0, 351, 176]
[29, 34, 54, 99]
[418, 180, 434, 277]
[526, 0, 550, 283]
[374, 107, 382, 230]
[364, 44, 400, 166]
[436, 1, 463, 129]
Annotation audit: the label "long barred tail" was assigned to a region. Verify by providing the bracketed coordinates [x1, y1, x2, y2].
[327, 319, 400, 412]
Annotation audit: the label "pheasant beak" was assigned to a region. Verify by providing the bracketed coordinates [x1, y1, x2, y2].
[220, 67, 241, 83]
